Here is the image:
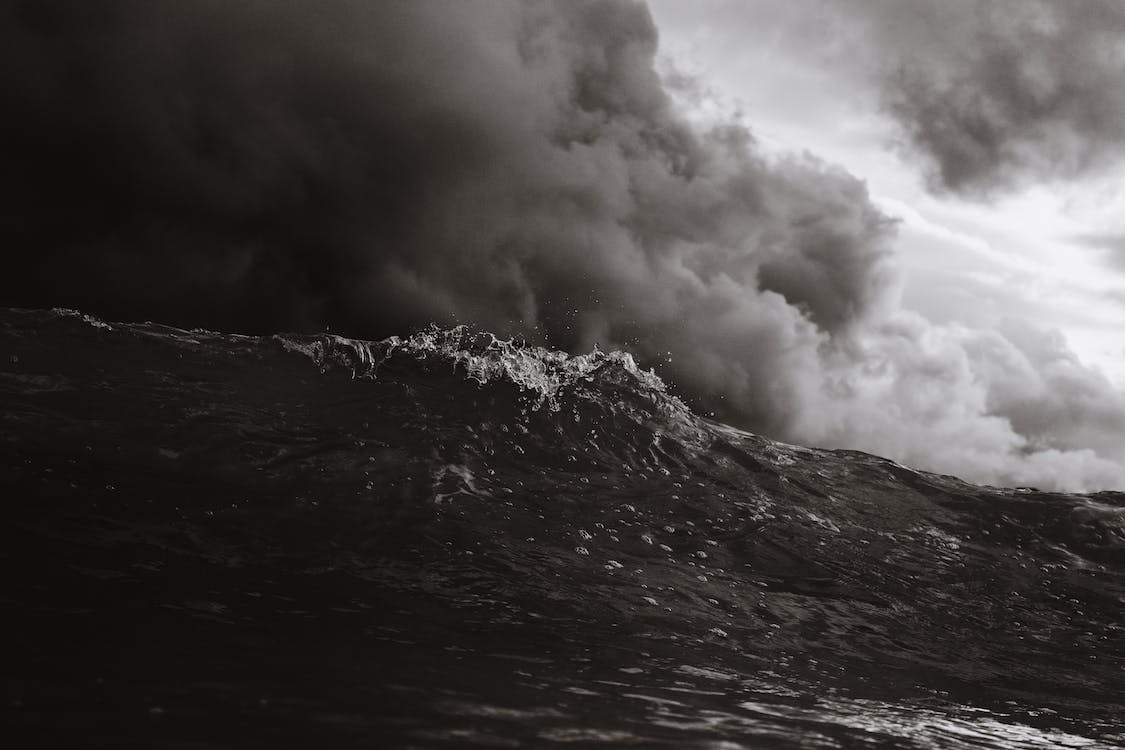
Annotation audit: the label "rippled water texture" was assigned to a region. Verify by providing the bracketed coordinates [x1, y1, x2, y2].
[2, 308, 1123, 748]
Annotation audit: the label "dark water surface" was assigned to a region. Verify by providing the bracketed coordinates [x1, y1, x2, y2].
[2, 307, 1123, 748]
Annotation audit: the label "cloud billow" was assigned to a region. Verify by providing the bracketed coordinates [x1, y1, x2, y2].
[2, 0, 1124, 490]
[865, 0, 1125, 196]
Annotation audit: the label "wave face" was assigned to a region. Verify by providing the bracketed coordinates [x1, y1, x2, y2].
[2, 307, 1123, 748]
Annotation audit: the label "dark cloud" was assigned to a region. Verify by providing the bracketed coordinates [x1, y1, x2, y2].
[2, 0, 1123, 489]
[0, 0, 895, 419]
[857, 0, 1125, 196]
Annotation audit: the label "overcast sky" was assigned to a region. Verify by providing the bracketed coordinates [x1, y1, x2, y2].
[642, 0, 1125, 491]
[649, 0, 1125, 386]
[3, 0, 1124, 491]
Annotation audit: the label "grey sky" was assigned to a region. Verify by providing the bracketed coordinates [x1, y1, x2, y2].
[649, 0, 1125, 489]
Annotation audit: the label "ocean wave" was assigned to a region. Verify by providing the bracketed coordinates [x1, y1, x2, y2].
[3, 306, 1124, 748]
[281, 324, 677, 410]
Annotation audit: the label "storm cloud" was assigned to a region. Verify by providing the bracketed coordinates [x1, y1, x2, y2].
[854, 0, 1125, 196]
[2, 0, 1124, 490]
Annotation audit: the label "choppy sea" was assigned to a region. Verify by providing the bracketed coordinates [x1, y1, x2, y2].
[2, 307, 1123, 748]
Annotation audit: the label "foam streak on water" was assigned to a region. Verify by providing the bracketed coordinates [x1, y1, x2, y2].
[1, 307, 1123, 748]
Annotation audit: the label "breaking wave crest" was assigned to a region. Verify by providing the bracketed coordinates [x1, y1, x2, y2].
[283, 325, 676, 410]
